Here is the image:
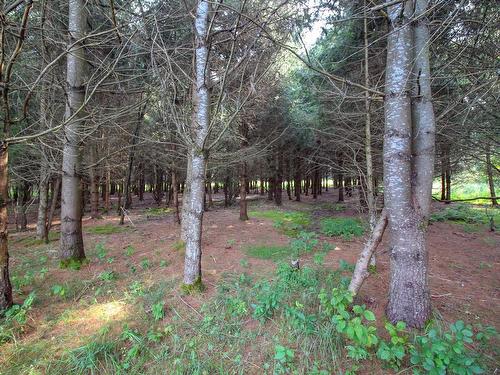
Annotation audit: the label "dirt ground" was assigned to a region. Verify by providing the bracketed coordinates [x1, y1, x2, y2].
[3, 189, 500, 372]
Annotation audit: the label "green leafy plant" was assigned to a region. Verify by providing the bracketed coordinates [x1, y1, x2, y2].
[99, 270, 117, 282]
[377, 321, 409, 369]
[124, 245, 135, 257]
[290, 231, 318, 258]
[95, 243, 107, 260]
[274, 345, 295, 374]
[320, 217, 364, 240]
[409, 321, 486, 375]
[140, 258, 150, 269]
[151, 301, 165, 321]
[51, 284, 68, 298]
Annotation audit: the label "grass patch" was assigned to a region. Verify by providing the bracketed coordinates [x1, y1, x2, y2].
[430, 204, 499, 228]
[249, 209, 310, 236]
[145, 207, 172, 217]
[244, 244, 291, 261]
[320, 217, 365, 240]
[86, 224, 125, 235]
[16, 231, 59, 246]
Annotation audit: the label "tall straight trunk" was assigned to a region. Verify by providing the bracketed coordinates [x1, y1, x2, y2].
[59, 0, 87, 263]
[15, 183, 29, 231]
[485, 144, 497, 206]
[183, 0, 210, 286]
[207, 175, 213, 208]
[89, 144, 100, 219]
[239, 122, 249, 220]
[275, 151, 283, 206]
[294, 155, 301, 201]
[338, 174, 344, 202]
[0, 143, 12, 310]
[385, 2, 430, 328]
[440, 159, 446, 201]
[104, 167, 110, 212]
[37, 162, 50, 241]
[47, 176, 61, 234]
[363, 1, 377, 232]
[180, 154, 192, 240]
[411, 0, 436, 221]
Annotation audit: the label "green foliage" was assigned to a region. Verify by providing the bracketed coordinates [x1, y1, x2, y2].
[51, 284, 68, 298]
[376, 322, 408, 369]
[181, 277, 205, 294]
[409, 321, 488, 375]
[140, 258, 150, 269]
[430, 205, 497, 225]
[274, 345, 295, 374]
[124, 245, 135, 257]
[95, 243, 107, 260]
[171, 240, 185, 252]
[0, 292, 36, 343]
[66, 339, 120, 374]
[99, 270, 117, 282]
[151, 302, 165, 321]
[290, 231, 318, 258]
[86, 224, 124, 235]
[145, 207, 172, 217]
[59, 257, 88, 270]
[11, 270, 35, 294]
[250, 209, 311, 236]
[320, 217, 364, 240]
[245, 244, 290, 261]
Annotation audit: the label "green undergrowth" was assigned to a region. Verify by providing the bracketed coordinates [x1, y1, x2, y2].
[249, 209, 311, 237]
[1, 259, 497, 374]
[16, 231, 59, 246]
[320, 217, 365, 240]
[430, 204, 499, 231]
[245, 244, 291, 261]
[245, 231, 332, 262]
[86, 223, 125, 235]
[145, 207, 172, 217]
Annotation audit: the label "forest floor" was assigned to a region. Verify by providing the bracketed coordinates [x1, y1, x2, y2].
[1, 190, 499, 374]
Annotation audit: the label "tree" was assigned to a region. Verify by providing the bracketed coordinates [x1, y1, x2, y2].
[59, 0, 87, 265]
[384, 0, 435, 328]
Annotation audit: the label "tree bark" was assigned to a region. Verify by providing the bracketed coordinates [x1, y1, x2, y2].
[349, 209, 388, 295]
[37, 162, 50, 241]
[183, 0, 210, 286]
[485, 144, 498, 206]
[89, 143, 100, 219]
[411, 0, 436, 221]
[47, 176, 61, 234]
[385, 1, 430, 328]
[59, 0, 87, 263]
[239, 122, 249, 220]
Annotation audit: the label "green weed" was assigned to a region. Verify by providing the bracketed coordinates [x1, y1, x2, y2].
[244, 244, 291, 261]
[86, 224, 124, 235]
[320, 217, 364, 240]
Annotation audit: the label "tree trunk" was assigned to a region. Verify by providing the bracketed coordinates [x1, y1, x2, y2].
[275, 151, 283, 206]
[104, 167, 110, 212]
[37, 163, 50, 240]
[338, 174, 344, 202]
[411, 0, 436, 221]
[485, 144, 498, 206]
[47, 176, 61, 234]
[0, 143, 12, 310]
[59, 0, 87, 264]
[239, 122, 249, 220]
[349, 209, 388, 295]
[385, 1, 430, 328]
[171, 170, 181, 224]
[294, 155, 301, 201]
[183, 0, 210, 287]
[89, 144, 100, 219]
